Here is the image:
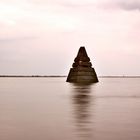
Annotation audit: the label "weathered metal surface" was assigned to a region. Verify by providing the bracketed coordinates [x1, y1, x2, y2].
[66, 47, 98, 83]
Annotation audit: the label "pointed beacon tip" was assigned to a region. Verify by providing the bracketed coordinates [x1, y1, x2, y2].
[77, 46, 88, 59]
[79, 46, 86, 51]
[80, 46, 85, 48]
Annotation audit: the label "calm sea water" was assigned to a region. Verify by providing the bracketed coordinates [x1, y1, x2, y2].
[1, 77, 140, 140]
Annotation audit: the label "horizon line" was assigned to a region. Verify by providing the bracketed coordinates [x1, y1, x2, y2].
[1, 75, 140, 78]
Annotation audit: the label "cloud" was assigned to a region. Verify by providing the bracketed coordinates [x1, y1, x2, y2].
[56, 0, 140, 11]
[100, 0, 140, 11]
[115, 0, 140, 11]
[0, 36, 38, 43]
[2, 0, 140, 11]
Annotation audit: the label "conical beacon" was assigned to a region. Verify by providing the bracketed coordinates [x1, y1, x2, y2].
[66, 47, 98, 83]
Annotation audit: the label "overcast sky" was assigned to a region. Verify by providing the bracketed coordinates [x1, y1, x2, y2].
[0, 0, 140, 76]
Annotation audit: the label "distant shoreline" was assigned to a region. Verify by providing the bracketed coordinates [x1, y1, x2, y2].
[0, 75, 140, 78]
[0, 75, 66, 78]
[99, 76, 140, 78]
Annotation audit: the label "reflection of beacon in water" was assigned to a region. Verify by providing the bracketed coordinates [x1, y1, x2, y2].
[71, 84, 94, 138]
[67, 46, 98, 83]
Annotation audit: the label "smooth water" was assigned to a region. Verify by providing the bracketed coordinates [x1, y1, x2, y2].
[0, 78, 140, 140]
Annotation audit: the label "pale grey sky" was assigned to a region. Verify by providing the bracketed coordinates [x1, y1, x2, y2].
[0, 0, 140, 76]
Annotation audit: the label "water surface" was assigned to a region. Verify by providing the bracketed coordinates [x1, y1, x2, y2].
[0, 78, 140, 140]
